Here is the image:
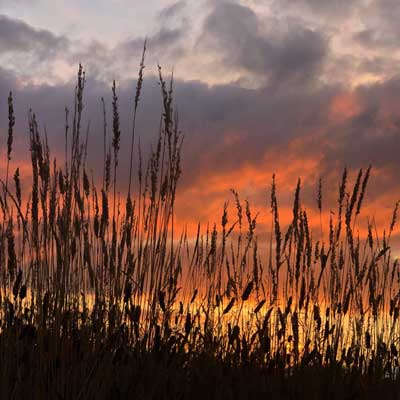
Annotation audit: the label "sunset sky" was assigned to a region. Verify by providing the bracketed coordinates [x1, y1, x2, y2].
[1, 0, 400, 243]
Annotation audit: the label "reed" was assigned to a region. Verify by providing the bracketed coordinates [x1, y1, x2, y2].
[0, 56, 399, 399]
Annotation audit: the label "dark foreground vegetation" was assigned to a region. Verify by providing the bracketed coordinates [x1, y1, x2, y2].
[1, 51, 400, 399]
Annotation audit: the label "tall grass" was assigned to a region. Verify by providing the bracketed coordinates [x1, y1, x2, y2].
[0, 58, 399, 399]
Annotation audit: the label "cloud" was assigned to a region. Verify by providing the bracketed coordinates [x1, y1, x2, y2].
[354, 0, 400, 50]
[0, 23, 399, 235]
[272, 0, 361, 17]
[0, 14, 68, 56]
[0, 10, 188, 85]
[198, 1, 328, 88]
[0, 14, 71, 83]
[2, 59, 399, 190]
[354, 29, 396, 49]
[119, 25, 186, 58]
[0, 0, 37, 5]
[0, 0, 399, 245]
[158, 1, 187, 20]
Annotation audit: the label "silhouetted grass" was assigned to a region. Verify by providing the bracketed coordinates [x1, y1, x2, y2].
[0, 54, 400, 399]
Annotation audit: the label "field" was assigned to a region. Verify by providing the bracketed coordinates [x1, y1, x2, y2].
[1, 58, 400, 399]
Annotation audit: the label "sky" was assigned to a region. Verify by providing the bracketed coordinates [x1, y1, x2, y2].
[1, 0, 400, 242]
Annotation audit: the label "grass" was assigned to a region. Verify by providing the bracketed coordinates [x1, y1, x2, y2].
[0, 53, 400, 399]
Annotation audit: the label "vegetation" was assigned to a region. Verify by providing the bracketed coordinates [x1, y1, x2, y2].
[0, 52, 400, 399]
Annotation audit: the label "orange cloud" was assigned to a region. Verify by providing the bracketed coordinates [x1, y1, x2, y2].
[329, 91, 362, 122]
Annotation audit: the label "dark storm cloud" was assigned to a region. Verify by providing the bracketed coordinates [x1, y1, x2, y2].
[199, 1, 328, 87]
[1, 45, 400, 206]
[0, 14, 68, 57]
[0, 0, 398, 237]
